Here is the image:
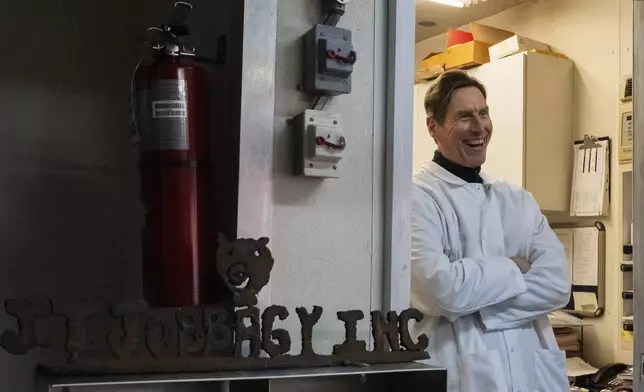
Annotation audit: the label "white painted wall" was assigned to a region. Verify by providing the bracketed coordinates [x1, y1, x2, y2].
[415, 0, 623, 367]
[271, 0, 379, 355]
[620, 0, 634, 83]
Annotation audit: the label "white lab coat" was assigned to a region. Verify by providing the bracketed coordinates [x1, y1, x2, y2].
[410, 162, 571, 392]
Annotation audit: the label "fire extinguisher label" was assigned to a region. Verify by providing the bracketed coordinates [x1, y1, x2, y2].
[152, 101, 188, 119]
[136, 79, 190, 151]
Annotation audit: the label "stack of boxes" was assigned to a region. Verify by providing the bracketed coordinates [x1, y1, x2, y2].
[416, 22, 556, 81]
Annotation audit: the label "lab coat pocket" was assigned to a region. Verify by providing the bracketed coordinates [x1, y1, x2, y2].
[458, 350, 508, 392]
[533, 348, 569, 392]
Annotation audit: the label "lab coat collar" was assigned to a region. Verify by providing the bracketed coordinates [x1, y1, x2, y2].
[432, 151, 483, 184]
[422, 161, 493, 186]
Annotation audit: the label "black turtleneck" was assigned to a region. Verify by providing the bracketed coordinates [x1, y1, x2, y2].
[433, 151, 483, 184]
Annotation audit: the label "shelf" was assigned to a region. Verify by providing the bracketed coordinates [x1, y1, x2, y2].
[37, 362, 447, 392]
[620, 163, 633, 173]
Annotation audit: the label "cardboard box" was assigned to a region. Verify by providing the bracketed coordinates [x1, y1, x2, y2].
[445, 42, 492, 70]
[446, 29, 474, 48]
[416, 52, 445, 81]
[445, 23, 514, 70]
[469, 23, 515, 45]
[419, 52, 445, 70]
[489, 35, 551, 61]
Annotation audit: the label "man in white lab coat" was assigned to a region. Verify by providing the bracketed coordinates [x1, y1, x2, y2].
[411, 70, 572, 392]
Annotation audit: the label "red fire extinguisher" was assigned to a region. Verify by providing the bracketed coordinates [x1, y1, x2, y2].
[130, 1, 215, 307]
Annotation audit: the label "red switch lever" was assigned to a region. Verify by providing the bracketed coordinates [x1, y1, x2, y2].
[327, 50, 357, 64]
[316, 136, 346, 150]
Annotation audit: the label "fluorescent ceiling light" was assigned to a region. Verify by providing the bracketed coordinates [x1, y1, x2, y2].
[428, 0, 486, 7]
[428, 0, 465, 7]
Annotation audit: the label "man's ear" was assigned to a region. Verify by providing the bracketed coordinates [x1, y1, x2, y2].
[426, 116, 438, 138]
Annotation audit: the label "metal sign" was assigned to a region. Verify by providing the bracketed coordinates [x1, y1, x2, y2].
[0, 235, 429, 375]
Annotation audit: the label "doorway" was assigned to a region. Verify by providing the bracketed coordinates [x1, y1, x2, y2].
[407, 0, 637, 389]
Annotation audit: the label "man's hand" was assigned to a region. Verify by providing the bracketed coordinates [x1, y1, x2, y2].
[511, 257, 531, 274]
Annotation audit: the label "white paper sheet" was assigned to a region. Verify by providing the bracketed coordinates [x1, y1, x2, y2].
[573, 292, 598, 313]
[567, 357, 598, 378]
[548, 310, 591, 328]
[572, 227, 599, 286]
[554, 228, 574, 279]
[570, 139, 609, 216]
[548, 310, 589, 327]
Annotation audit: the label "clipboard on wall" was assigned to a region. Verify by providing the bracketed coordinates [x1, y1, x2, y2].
[551, 221, 606, 318]
[570, 135, 611, 217]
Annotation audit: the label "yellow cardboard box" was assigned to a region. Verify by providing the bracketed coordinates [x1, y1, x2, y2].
[416, 52, 445, 81]
[445, 23, 514, 70]
[445, 41, 492, 70]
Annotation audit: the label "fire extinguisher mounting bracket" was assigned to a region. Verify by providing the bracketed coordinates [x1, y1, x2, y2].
[168, 1, 194, 27]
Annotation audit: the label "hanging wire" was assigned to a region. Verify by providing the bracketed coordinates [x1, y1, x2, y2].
[312, 96, 331, 111]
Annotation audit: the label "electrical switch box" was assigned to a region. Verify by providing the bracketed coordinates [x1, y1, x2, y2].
[303, 24, 355, 96]
[293, 109, 345, 178]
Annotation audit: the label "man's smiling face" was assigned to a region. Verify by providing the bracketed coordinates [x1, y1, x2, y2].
[428, 86, 493, 168]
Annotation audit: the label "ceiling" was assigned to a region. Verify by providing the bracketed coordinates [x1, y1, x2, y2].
[415, 0, 530, 42]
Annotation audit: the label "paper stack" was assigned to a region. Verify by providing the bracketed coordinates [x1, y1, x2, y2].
[566, 356, 598, 378]
[555, 328, 580, 352]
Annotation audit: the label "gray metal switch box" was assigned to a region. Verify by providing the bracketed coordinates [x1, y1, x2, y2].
[303, 24, 355, 96]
